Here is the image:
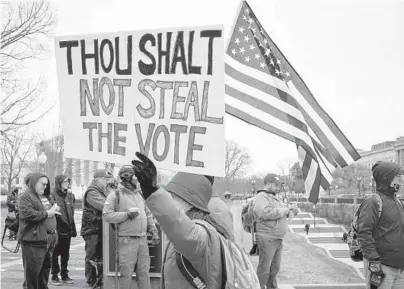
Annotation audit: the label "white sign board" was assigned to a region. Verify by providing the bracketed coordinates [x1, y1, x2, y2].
[54, 26, 225, 177]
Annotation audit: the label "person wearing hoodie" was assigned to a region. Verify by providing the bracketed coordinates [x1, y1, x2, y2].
[357, 161, 404, 289]
[51, 175, 77, 285]
[103, 165, 160, 289]
[81, 169, 115, 287]
[131, 152, 239, 289]
[17, 172, 61, 289]
[253, 173, 298, 289]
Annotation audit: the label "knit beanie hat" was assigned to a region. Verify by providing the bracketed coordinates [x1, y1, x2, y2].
[264, 173, 281, 185]
[165, 172, 213, 213]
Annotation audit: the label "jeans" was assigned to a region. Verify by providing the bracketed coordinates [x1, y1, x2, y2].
[364, 259, 404, 289]
[51, 236, 71, 278]
[256, 236, 283, 289]
[83, 234, 103, 285]
[21, 235, 56, 289]
[118, 236, 151, 289]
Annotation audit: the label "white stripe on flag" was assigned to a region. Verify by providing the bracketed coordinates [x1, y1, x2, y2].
[226, 55, 291, 95]
[287, 81, 355, 164]
[225, 72, 306, 123]
[297, 146, 318, 194]
[225, 95, 317, 153]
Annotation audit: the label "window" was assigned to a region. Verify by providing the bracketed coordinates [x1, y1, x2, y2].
[1, 177, 4, 185]
[16, 178, 19, 185]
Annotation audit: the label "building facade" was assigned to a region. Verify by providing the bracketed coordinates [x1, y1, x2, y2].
[356, 136, 404, 169]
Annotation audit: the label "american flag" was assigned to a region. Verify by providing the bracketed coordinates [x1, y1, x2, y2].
[225, 1, 361, 203]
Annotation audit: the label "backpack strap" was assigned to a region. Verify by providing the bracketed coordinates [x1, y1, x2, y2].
[175, 220, 228, 289]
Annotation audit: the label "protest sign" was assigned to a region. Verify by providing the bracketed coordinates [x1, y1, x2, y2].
[54, 26, 225, 176]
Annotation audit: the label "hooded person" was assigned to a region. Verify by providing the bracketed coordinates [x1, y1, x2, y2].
[131, 152, 242, 289]
[17, 172, 60, 289]
[357, 161, 404, 289]
[253, 173, 298, 289]
[103, 165, 159, 289]
[50, 175, 77, 285]
[81, 169, 115, 288]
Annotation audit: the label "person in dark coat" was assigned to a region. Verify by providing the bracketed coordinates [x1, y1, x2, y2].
[51, 175, 77, 285]
[357, 161, 404, 289]
[6, 185, 20, 240]
[17, 172, 61, 289]
[81, 169, 115, 288]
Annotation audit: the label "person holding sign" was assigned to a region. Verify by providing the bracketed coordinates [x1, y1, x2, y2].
[131, 152, 260, 289]
[103, 165, 160, 289]
[17, 172, 61, 289]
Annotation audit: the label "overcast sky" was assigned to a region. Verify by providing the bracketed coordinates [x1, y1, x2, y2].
[29, 0, 404, 175]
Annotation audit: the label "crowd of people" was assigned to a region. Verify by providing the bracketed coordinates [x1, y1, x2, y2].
[3, 155, 404, 289]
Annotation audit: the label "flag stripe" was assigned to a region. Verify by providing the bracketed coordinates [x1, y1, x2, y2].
[308, 167, 322, 203]
[225, 94, 319, 158]
[225, 103, 319, 161]
[227, 55, 349, 168]
[245, 1, 360, 163]
[226, 64, 305, 122]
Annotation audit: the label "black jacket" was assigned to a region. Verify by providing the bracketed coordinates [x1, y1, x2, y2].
[51, 175, 77, 238]
[357, 162, 404, 268]
[17, 172, 56, 244]
[6, 190, 18, 212]
[80, 179, 107, 236]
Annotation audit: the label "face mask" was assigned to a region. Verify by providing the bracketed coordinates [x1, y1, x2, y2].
[388, 184, 400, 194]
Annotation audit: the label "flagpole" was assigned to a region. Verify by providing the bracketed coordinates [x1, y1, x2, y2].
[224, 1, 245, 54]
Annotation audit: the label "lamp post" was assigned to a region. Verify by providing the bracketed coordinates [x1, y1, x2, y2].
[38, 152, 47, 174]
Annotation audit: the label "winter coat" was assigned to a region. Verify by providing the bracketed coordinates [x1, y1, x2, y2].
[357, 162, 404, 268]
[253, 190, 289, 240]
[103, 183, 157, 237]
[51, 175, 77, 238]
[17, 172, 56, 244]
[146, 188, 227, 289]
[81, 179, 107, 236]
[6, 189, 18, 212]
[208, 194, 235, 242]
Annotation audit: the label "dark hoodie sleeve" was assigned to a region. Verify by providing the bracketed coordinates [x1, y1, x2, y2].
[18, 193, 48, 224]
[357, 197, 380, 261]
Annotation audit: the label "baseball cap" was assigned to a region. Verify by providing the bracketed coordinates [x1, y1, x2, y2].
[93, 169, 114, 179]
[264, 173, 281, 185]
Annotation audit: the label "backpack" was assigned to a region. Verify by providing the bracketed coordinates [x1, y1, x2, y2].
[241, 199, 255, 233]
[348, 194, 383, 262]
[177, 220, 260, 289]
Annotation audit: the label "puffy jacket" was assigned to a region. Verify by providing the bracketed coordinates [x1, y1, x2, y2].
[17, 172, 56, 244]
[253, 190, 289, 239]
[51, 175, 77, 238]
[146, 188, 225, 289]
[103, 183, 157, 237]
[81, 179, 107, 236]
[357, 162, 404, 268]
[208, 194, 235, 242]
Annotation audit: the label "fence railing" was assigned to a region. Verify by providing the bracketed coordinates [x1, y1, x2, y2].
[289, 197, 404, 205]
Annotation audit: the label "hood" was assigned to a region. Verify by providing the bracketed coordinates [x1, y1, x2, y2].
[118, 182, 136, 194]
[54, 174, 69, 195]
[165, 172, 212, 213]
[87, 178, 107, 195]
[28, 172, 51, 197]
[372, 161, 401, 193]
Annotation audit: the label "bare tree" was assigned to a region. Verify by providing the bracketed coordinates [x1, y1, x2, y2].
[1, 134, 33, 192]
[1, 0, 56, 136]
[225, 140, 252, 183]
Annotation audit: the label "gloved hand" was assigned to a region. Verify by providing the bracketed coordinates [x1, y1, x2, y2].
[151, 232, 160, 245]
[132, 152, 159, 199]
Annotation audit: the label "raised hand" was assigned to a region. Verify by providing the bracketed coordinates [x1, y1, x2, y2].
[132, 152, 159, 199]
